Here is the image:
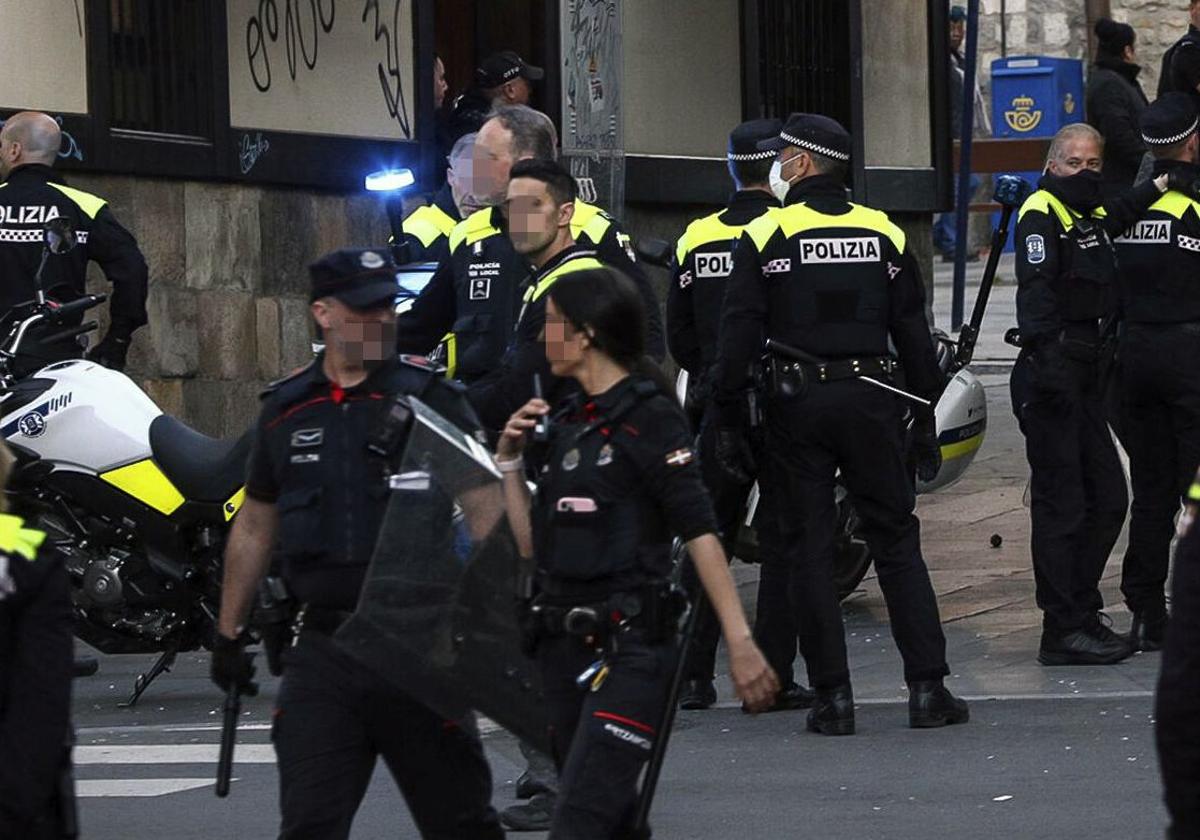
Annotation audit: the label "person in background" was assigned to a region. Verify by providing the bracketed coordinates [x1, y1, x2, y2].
[1086, 18, 1148, 197]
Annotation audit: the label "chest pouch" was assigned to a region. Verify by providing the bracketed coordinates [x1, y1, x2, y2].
[1057, 218, 1116, 321]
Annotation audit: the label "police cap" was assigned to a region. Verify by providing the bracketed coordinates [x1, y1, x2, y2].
[728, 118, 782, 161]
[757, 113, 852, 162]
[1141, 92, 1199, 147]
[949, 5, 967, 22]
[308, 249, 399, 308]
[476, 51, 544, 90]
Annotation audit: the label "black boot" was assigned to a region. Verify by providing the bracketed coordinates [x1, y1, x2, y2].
[1038, 624, 1133, 666]
[678, 678, 717, 710]
[908, 680, 969, 728]
[1128, 612, 1167, 652]
[806, 684, 855, 735]
[500, 793, 555, 832]
[741, 682, 816, 714]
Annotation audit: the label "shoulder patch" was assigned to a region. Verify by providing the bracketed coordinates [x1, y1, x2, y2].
[664, 447, 694, 468]
[1025, 233, 1046, 264]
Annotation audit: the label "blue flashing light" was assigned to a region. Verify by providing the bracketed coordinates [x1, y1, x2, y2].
[365, 168, 415, 192]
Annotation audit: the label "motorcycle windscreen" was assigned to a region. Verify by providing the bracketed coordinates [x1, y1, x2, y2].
[334, 397, 549, 753]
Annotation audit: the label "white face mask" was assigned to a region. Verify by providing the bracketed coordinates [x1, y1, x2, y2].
[769, 153, 803, 202]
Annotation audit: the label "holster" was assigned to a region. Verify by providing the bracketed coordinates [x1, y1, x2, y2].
[763, 354, 809, 400]
[529, 582, 688, 648]
[255, 577, 295, 676]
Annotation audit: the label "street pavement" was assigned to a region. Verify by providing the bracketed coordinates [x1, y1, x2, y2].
[68, 254, 1171, 838]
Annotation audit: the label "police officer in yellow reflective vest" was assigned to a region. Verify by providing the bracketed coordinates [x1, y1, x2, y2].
[667, 118, 814, 714]
[396, 106, 662, 384]
[467, 159, 605, 431]
[1010, 122, 1189, 667]
[395, 132, 481, 265]
[1113, 95, 1200, 652]
[715, 114, 968, 736]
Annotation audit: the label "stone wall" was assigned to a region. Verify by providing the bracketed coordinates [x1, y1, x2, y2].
[67, 173, 392, 439]
[974, 1, 1189, 119]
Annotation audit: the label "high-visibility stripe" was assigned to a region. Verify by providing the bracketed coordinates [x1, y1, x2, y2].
[100, 460, 185, 516]
[47, 182, 107, 219]
[941, 433, 984, 461]
[0, 514, 46, 561]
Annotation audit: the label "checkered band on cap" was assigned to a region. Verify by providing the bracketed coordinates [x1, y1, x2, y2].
[727, 149, 776, 161]
[1143, 116, 1200, 146]
[780, 131, 851, 161]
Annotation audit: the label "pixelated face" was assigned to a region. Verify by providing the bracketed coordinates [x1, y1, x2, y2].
[542, 298, 586, 377]
[503, 176, 569, 256]
[472, 119, 516, 206]
[315, 297, 398, 367]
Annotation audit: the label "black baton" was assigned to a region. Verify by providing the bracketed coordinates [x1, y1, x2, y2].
[215, 685, 240, 798]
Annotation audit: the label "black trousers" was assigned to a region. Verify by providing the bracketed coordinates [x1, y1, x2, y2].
[680, 411, 801, 688]
[539, 630, 676, 840]
[1010, 352, 1127, 633]
[1157, 501, 1200, 839]
[1120, 325, 1200, 617]
[0, 558, 72, 840]
[765, 381, 948, 689]
[273, 632, 503, 840]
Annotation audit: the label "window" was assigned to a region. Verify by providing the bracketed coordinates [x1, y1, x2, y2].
[749, 0, 852, 128]
[107, 0, 217, 140]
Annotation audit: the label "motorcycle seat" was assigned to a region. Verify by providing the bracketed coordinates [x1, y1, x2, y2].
[149, 415, 253, 503]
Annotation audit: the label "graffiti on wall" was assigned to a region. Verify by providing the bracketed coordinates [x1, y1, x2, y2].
[0, 116, 83, 162]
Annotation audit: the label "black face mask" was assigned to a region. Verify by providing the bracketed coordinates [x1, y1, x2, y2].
[1041, 169, 1103, 212]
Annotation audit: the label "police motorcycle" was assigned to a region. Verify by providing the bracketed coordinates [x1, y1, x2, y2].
[656, 175, 1030, 598]
[1, 218, 252, 705]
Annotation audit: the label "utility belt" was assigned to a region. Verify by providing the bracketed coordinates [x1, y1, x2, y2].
[530, 581, 687, 646]
[764, 353, 897, 399]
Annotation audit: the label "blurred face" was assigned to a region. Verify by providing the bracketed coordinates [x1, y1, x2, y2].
[434, 57, 448, 109]
[448, 150, 481, 217]
[949, 19, 965, 51]
[504, 176, 572, 258]
[1047, 135, 1103, 176]
[472, 119, 517, 206]
[542, 298, 588, 378]
[312, 297, 398, 368]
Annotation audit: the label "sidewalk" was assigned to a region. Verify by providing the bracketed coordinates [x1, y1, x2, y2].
[929, 251, 1019, 371]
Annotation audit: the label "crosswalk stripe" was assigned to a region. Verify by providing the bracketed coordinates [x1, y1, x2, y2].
[74, 744, 277, 764]
[76, 778, 220, 798]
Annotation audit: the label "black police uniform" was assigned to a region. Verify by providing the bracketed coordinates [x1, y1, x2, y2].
[1010, 168, 1165, 661]
[397, 201, 665, 385]
[398, 183, 460, 265]
[0, 516, 72, 840]
[528, 375, 717, 838]
[715, 116, 958, 728]
[468, 245, 604, 431]
[1113, 97, 1200, 649]
[0, 163, 148, 366]
[242, 250, 503, 840]
[1156, 470, 1200, 839]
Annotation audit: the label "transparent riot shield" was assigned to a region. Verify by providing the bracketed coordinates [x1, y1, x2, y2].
[335, 397, 549, 753]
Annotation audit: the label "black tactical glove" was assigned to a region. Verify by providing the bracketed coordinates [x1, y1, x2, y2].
[715, 428, 756, 486]
[911, 413, 942, 484]
[87, 332, 131, 372]
[210, 633, 259, 697]
[1029, 338, 1074, 401]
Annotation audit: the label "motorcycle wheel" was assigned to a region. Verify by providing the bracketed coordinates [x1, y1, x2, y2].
[732, 499, 873, 601]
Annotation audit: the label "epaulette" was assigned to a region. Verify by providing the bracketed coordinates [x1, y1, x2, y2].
[259, 360, 319, 401]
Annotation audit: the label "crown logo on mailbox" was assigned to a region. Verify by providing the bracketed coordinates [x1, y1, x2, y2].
[1004, 95, 1043, 133]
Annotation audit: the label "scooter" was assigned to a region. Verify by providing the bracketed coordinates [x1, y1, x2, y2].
[2, 218, 251, 705]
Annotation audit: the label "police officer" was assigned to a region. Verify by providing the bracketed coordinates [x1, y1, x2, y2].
[0, 444, 72, 840]
[1158, 1, 1200, 115]
[469, 158, 604, 430]
[496, 267, 777, 838]
[1157, 467, 1200, 839]
[212, 248, 503, 840]
[667, 118, 812, 713]
[0, 111, 148, 371]
[715, 113, 966, 736]
[1113, 95, 1200, 651]
[396, 132, 481, 265]
[1011, 123, 1191, 667]
[397, 105, 663, 384]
